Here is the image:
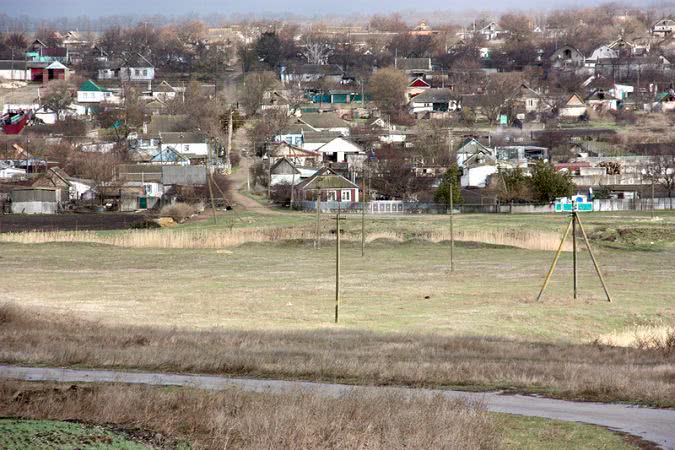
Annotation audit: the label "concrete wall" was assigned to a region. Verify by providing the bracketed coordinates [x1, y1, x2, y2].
[11, 201, 58, 214]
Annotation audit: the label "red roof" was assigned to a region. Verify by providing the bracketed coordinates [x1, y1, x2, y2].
[409, 78, 430, 88]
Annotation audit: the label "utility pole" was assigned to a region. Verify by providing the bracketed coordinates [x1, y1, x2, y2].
[315, 194, 321, 249]
[361, 166, 366, 257]
[652, 176, 655, 219]
[290, 160, 295, 209]
[572, 203, 577, 299]
[335, 202, 341, 323]
[226, 109, 233, 169]
[449, 181, 455, 272]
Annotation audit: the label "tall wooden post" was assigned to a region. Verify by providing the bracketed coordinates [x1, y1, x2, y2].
[449, 182, 455, 272]
[315, 195, 321, 249]
[361, 168, 366, 257]
[572, 211, 577, 299]
[335, 203, 341, 323]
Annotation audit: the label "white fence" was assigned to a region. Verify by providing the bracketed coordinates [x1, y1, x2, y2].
[298, 198, 675, 214]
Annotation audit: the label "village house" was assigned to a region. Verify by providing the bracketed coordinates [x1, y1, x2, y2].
[409, 88, 460, 115]
[77, 80, 120, 104]
[280, 64, 344, 84]
[152, 81, 177, 102]
[269, 157, 318, 186]
[293, 167, 360, 205]
[98, 53, 155, 82]
[314, 136, 364, 163]
[394, 57, 433, 81]
[549, 46, 585, 68]
[406, 77, 431, 101]
[268, 142, 322, 166]
[559, 94, 588, 119]
[652, 18, 675, 37]
[298, 112, 351, 135]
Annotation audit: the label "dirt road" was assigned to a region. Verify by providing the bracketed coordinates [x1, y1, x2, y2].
[1, 364, 673, 449]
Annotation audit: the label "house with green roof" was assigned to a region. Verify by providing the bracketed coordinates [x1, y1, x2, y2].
[294, 167, 360, 205]
[77, 80, 119, 104]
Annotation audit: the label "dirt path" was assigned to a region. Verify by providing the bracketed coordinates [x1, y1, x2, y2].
[1, 364, 673, 449]
[226, 125, 282, 215]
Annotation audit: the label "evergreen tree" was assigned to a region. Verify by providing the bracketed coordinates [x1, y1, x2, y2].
[530, 161, 575, 202]
[435, 164, 462, 206]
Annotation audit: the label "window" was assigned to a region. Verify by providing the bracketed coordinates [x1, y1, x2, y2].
[184, 145, 189, 152]
[327, 191, 336, 201]
[341, 190, 351, 202]
[143, 69, 148, 76]
[135, 69, 140, 76]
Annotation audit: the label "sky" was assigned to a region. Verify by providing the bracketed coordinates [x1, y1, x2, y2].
[8, 0, 588, 19]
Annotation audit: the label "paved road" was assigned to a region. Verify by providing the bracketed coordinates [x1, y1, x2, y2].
[1, 364, 673, 449]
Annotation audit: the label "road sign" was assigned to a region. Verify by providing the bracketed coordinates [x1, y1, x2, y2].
[554, 196, 593, 212]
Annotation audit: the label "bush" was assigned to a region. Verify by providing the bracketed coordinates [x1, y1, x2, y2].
[160, 203, 195, 222]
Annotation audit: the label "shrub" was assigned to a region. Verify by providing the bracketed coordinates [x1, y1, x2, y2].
[159, 203, 195, 222]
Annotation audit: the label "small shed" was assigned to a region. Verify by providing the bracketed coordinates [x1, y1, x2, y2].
[10, 187, 58, 214]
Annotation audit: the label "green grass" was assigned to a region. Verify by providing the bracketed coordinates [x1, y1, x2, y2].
[499, 415, 640, 450]
[1, 235, 673, 342]
[0, 419, 150, 450]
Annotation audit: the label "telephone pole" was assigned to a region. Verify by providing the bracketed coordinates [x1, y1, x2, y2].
[335, 203, 341, 323]
[449, 182, 455, 272]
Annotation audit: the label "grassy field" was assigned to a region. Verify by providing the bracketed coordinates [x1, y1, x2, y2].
[0, 382, 642, 450]
[0, 210, 673, 446]
[0, 419, 151, 450]
[0, 229, 673, 340]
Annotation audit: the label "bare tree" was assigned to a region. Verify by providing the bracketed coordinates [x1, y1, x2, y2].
[367, 67, 407, 115]
[239, 71, 279, 116]
[300, 38, 333, 65]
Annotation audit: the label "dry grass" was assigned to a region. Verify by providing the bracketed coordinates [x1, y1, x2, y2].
[594, 325, 675, 353]
[0, 381, 499, 450]
[159, 203, 195, 223]
[0, 227, 570, 251]
[1, 304, 673, 407]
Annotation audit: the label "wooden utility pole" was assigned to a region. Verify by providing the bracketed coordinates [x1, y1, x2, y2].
[572, 206, 577, 299]
[315, 195, 321, 249]
[449, 182, 455, 272]
[335, 203, 341, 323]
[206, 142, 218, 224]
[225, 109, 233, 168]
[361, 168, 366, 257]
[652, 176, 655, 219]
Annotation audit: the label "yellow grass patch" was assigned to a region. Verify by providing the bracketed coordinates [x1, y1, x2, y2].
[0, 227, 571, 252]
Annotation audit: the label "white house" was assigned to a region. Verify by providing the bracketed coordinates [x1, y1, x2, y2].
[652, 18, 675, 37]
[160, 132, 210, 157]
[409, 88, 460, 114]
[270, 157, 318, 186]
[77, 79, 120, 104]
[456, 138, 494, 167]
[559, 94, 588, 119]
[460, 151, 498, 188]
[315, 137, 364, 163]
[98, 53, 155, 82]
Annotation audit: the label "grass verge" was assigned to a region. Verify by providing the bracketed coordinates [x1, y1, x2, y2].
[0, 382, 645, 450]
[1, 305, 673, 407]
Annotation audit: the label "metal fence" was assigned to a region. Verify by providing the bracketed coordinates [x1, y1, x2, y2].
[296, 198, 675, 214]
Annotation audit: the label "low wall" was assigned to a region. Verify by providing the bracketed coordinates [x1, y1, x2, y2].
[11, 201, 58, 214]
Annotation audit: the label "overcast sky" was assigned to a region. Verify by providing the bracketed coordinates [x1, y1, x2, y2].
[8, 0, 587, 19]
